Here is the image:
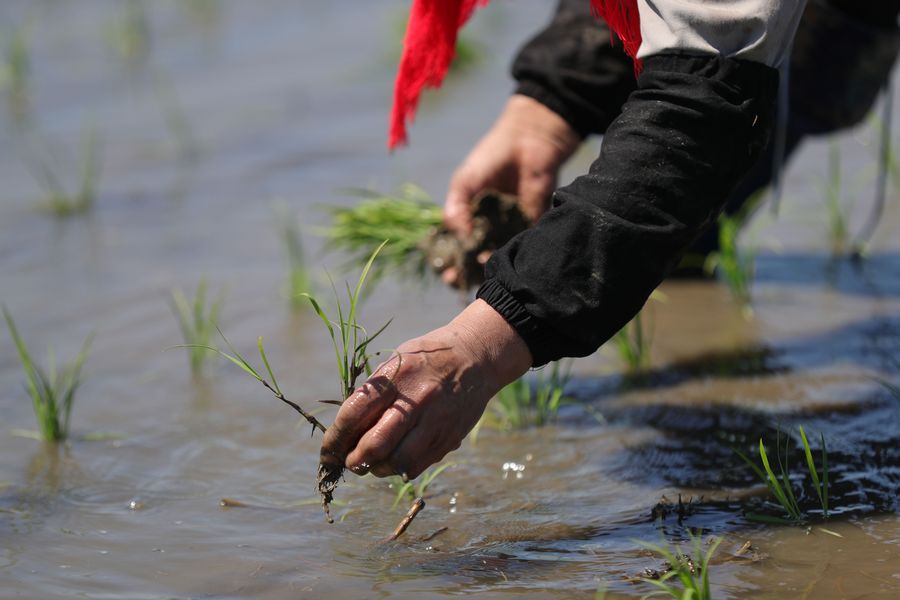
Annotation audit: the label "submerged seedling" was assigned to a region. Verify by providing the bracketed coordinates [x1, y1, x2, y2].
[478, 361, 572, 434]
[106, 0, 151, 71]
[26, 128, 102, 217]
[734, 425, 830, 523]
[323, 185, 442, 285]
[170, 279, 224, 376]
[182, 244, 391, 522]
[613, 310, 652, 374]
[0, 26, 31, 121]
[3, 308, 92, 442]
[639, 534, 722, 600]
[275, 202, 311, 308]
[390, 462, 454, 508]
[824, 143, 850, 255]
[705, 211, 754, 318]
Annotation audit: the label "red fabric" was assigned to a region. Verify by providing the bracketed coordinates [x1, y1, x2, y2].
[590, 0, 643, 76]
[387, 0, 642, 149]
[388, 0, 488, 149]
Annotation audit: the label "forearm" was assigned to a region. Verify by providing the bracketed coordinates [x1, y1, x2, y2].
[479, 52, 779, 365]
[511, 0, 635, 138]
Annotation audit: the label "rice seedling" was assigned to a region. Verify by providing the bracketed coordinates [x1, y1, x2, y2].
[180, 0, 224, 30]
[639, 535, 722, 600]
[275, 202, 311, 308]
[323, 185, 442, 286]
[151, 70, 199, 161]
[179, 244, 390, 521]
[0, 26, 30, 121]
[477, 361, 572, 433]
[734, 425, 829, 523]
[302, 240, 392, 401]
[3, 308, 92, 442]
[27, 128, 102, 217]
[106, 0, 151, 71]
[610, 290, 666, 374]
[705, 212, 754, 318]
[390, 462, 454, 508]
[613, 310, 652, 374]
[170, 279, 224, 376]
[823, 142, 851, 255]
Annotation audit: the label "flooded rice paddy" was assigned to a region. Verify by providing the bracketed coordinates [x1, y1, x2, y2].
[0, 1, 898, 598]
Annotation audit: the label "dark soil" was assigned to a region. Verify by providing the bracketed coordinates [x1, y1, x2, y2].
[421, 190, 529, 289]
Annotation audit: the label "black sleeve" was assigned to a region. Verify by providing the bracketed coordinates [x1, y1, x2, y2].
[511, 0, 636, 138]
[478, 53, 779, 366]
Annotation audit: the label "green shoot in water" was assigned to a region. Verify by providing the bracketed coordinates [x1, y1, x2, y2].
[734, 425, 829, 522]
[639, 535, 722, 600]
[610, 290, 665, 374]
[275, 202, 311, 309]
[26, 129, 102, 217]
[475, 361, 572, 435]
[824, 142, 849, 256]
[106, 0, 150, 71]
[170, 279, 224, 376]
[302, 241, 393, 401]
[705, 212, 754, 319]
[323, 185, 442, 285]
[0, 26, 30, 121]
[3, 308, 92, 442]
[390, 462, 454, 509]
[179, 331, 328, 435]
[613, 310, 652, 374]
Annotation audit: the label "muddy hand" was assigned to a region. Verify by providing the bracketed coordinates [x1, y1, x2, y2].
[319, 300, 531, 479]
[441, 95, 580, 287]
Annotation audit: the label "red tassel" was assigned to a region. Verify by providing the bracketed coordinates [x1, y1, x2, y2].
[590, 0, 643, 76]
[388, 1, 641, 150]
[388, 0, 488, 150]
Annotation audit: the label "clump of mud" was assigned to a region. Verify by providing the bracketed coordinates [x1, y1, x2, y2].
[421, 190, 529, 289]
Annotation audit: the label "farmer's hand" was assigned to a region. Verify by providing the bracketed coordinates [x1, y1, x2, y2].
[442, 94, 580, 286]
[319, 300, 531, 480]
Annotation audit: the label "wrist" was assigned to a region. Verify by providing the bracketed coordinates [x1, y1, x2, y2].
[447, 299, 532, 387]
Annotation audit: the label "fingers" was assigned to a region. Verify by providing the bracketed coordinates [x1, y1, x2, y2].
[319, 373, 397, 468]
[517, 169, 555, 224]
[380, 422, 459, 480]
[345, 394, 417, 474]
[444, 183, 476, 236]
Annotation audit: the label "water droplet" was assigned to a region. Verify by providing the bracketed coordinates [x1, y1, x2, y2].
[449, 506, 457, 514]
[502, 461, 525, 479]
[128, 499, 144, 511]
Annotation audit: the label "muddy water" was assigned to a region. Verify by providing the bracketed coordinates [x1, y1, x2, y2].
[0, 2, 898, 598]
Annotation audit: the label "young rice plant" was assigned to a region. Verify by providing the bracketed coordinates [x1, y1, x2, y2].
[170, 279, 224, 376]
[275, 202, 311, 309]
[27, 129, 102, 217]
[180, 243, 391, 521]
[705, 212, 754, 318]
[734, 425, 829, 523]
[639, 535, 722, 600]
[390, 462, 454, 508]
[0, 25, 30, 120]
[477, 361, 572, 433]
[323, 185, 442, 285]
[3, 308, 92, 442]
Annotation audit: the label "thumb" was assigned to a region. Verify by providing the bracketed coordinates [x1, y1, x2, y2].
[444, 176, 478, 236]
[517, 170, 556, 224]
